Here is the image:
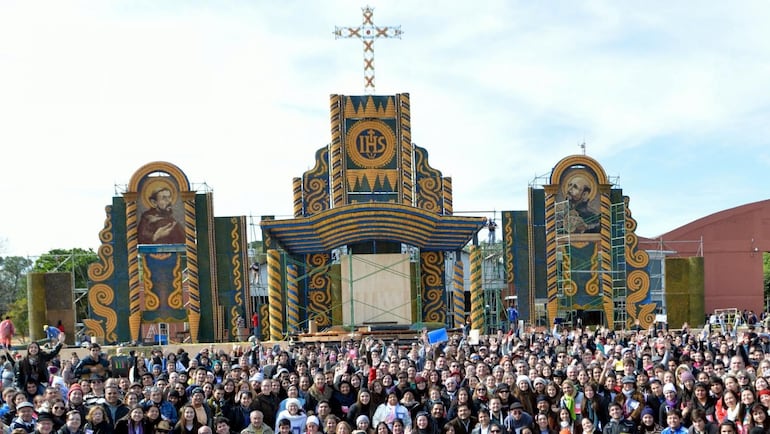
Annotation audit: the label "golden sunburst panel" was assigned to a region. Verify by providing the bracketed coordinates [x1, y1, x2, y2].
[342, 95, 397, 118]
[127, 161, 191, 193]
[346, 170, 399, 191]
[549, 155, 609, 186]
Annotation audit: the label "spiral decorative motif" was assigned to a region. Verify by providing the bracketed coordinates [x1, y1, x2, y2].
[415, 147, 442, 213]
[230, 306, 240, 341]
[141, 256, 160, 310]
[309, 290, 332, 327]
[307, 254, 331, 327]
[469, 246, 484, 331]
[87, 283, 118, 343]
[286, 264, 301, 333]
[169, 255, 184, 309]
[417, 178, 440, 212]
[99, 205, 114, 243]
[421, 252, 444, 323]
[503, 213, 514, 284]
[267, 249, 284, 340]
[452, 260, 465, 328]
[627, 269, 650, 293]
[259, 303, 269, 340]
[306, 179, 329, 214]
[89, 244, 114, 283]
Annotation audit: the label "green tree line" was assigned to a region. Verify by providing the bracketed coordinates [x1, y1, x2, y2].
[0, 248, 97, 341]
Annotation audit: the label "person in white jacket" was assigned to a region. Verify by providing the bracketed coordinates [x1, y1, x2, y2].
[275, 398, 307, 434]
[372, 391, 412, 431]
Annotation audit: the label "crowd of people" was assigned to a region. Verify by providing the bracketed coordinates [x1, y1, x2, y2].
[2, 319, 770, 434]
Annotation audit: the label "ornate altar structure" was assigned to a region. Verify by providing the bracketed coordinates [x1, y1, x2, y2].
[259, 94, 486, 339]
[85, 161, 251, 344]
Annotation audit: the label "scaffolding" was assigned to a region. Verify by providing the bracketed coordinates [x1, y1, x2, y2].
[552, 197, 628, 329]
[480, 241, 507, 332]
[611, 201, 628, 327]
[553, 200, 575, 322]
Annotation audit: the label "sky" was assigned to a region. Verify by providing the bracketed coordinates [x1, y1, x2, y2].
[1, 1, 770, 258]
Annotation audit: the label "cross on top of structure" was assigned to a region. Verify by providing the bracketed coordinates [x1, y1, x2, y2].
[334, 5, 402, 94]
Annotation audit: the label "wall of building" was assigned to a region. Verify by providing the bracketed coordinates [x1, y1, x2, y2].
[640, 199, 770, 314]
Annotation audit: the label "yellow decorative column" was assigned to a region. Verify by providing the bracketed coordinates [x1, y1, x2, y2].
[452, 260, 465, 328]
[267, 249, 284, 341]
[470, 246, 485, 332]
[286, 264, 300, 334]
[27, 273, 47, 341]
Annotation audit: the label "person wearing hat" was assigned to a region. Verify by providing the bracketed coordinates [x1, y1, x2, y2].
[534, 394, 558, 431]
[503, 402, 533, 434]
[189, 387, 213, 428]
[659, 384, 681, 428]
[304, 415, 322, 434]
[514, 376, 537, 417]
[65, 384, 88, 421]
[74, 343, 111, 380]
[492, 384, 514, 414]
[274, 398, 306, 434]
[156, 419, 174, 434]
[614, 375, 645, 424]
[84, 374, 107, 408]
[636, 406, 662, 434]
[10, 402, 36, 433]
[644, 378, 665, 426]
[35, 412, 56, 434]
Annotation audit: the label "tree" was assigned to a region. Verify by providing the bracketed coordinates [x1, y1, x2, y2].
[0, 255, 33, 313]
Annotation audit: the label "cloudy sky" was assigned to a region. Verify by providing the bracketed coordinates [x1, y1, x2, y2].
[1, 1, 769, 257]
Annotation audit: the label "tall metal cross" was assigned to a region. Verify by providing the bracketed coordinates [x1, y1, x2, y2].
[334, 5, 402, 93]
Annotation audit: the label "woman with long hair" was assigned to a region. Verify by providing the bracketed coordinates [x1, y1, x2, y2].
[747, 403, 770, 434]
[172, 405, 202, 434]
[557, 407, 579, 434]
[144, 404, 162, 431]
[689, 382, 716, 426]
[115, 405, 151, 434]
[580, 382, 608, 430]
[369, 380, 387, 407]
[715, 390, 746, 434]
[347, 389, 375, 427]
[14, 337, 64, 395]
